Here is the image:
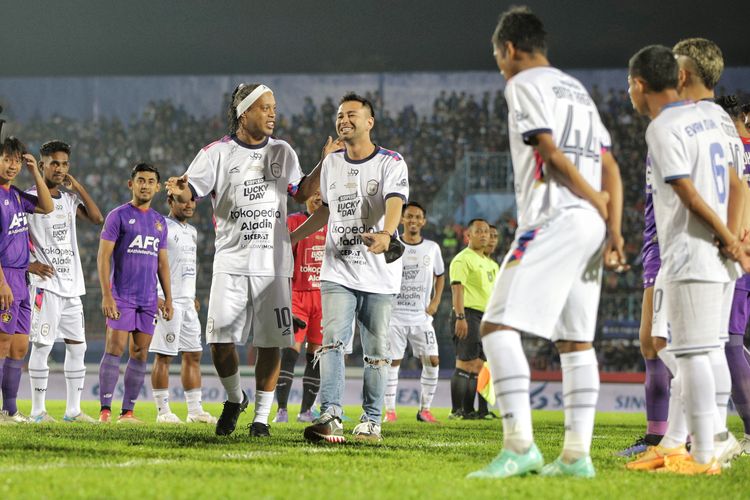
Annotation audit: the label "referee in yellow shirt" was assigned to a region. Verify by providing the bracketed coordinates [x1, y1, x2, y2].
[449, 219, 497, 419]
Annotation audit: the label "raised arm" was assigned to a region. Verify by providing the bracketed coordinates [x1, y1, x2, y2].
[291, 205, 330, 245]
[67, 174, 104, 224]
[26, 154, 53, 214]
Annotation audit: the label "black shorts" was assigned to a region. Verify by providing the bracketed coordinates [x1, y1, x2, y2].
[453, 308, 485, 361]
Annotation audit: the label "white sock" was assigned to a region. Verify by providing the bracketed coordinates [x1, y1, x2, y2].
[677, 354, 716, 464]
[253, 390, 274, 424]
[185, 388, 203, 415]
[482, 330, 533, 453]
[64, 342, 87, 417]
[29, 343, 53, 416]
[152, 389, 171, 416]
[709, 347, 730, 436]
[219, 372, 243, 403]
[658, 349, 688, 449]
[560, 349, 599, 461]
[420, 363, 439, 410]
[384, 365, 400, 411]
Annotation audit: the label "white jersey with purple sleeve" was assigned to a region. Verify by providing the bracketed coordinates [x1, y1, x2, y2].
[504, 66, 607, 233]
[646, 101, 735, 283]
[319, 146, 409, 294]
[184, 135, 303, 278]
[0, 185, 37, 269]
[27, 189, 86, 297]
[101, 203, 168, 308]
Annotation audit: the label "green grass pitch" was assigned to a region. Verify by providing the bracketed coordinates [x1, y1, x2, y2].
[1, 401, 747, 499]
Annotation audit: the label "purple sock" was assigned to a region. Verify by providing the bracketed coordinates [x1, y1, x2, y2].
[99, 353, 121, 408]
[644, 358, 670, 435]
[2, 358, 25, 415]
[726, 335, 750, 434]
[122, 358, 147, 412]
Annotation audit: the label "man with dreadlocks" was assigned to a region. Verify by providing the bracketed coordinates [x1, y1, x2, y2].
[167, 83, 339, 437]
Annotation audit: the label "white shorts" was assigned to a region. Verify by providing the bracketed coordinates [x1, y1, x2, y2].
[150, 299, 202, 356]
[206, 273, 294, 348]
[720, 280, 733, 342]
[651, 271, 669, 340]
[483, 209, 605, 342]
[29, 287, 85, 346]
[389, 321, 439, 359]
[665, 280, 727, 355]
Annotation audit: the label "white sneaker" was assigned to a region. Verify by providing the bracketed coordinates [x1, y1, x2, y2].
[0, 410, 18, 425]
[63, 412, 98, 423]
[715, 432, 742, 467]
[7, 411, 31, 423]
[30, 411, 57, 423]
[740, 435, 750, 455]
[352, 420, 382, 441]
[156, 412, 184, 424]
[186, 411, 217, 424]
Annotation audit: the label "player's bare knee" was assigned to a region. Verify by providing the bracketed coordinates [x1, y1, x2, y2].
[555, 340, 593, 354]
[391, 358, 402, 367]
[428, 356, 440, 367]
[155, 353, 173, 365]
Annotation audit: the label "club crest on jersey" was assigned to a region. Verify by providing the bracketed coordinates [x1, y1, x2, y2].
[366, 180, 379, 196]
[270, 162, 282, 178]
[1, 312, 11, 323]
[3, 200, 8, 206]
[423, 255, 431, 266]
[155, 221, 163, 232]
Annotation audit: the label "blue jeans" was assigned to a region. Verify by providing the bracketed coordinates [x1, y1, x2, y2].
[318, 281, 393, 424]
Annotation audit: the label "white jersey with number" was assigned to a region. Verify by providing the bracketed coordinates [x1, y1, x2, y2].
[319, 146, 409, 294]
[185, 135, 303, 277]
[696, 100, 745, 177]
[505, 66, 608, 233]
[647, 100, 734, 283]
[27, 189, 85, 298]
[158, 217, 197, 301]
[390, 238, 444, 326]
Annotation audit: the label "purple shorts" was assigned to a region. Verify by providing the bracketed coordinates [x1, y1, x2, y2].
[106, 298, 157, 335]
[729, 287, 750, 335]
[641, 244, 661, 289]
[0, 268, 31, 335]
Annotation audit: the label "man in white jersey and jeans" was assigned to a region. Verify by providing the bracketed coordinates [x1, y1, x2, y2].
[166, 83, 327, 437]
[626, 45, 748, 475]
[149, 194, 216, 425]
[293, 92, 409, 443]
[468, 7, 623, 479]
[383, 201, 444, 424]
[27, 140, 104, 423]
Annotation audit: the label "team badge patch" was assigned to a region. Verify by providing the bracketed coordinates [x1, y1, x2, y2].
[366, 180, 379, 196]
[270, 162, 282, 178]
[1, 312, 11, 323]
[41, 324, 50, 337]
[155, 221, 163, 232]
[166, 333, 176, 343]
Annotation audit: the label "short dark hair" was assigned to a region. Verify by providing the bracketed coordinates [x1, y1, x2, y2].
[40, 140, 71, 157]
[227, 83, 263, 133]
[489, 224, 498, 231]
[1, 136, 27, 158]
[715, 95, 743, 120]
[402, 201, 426, 217]
[467, 218, 488, 229]
[492, 6, 547, 55]
[629, 45, 678, 92]
[340, 92, 375, 117]
[131, 162, 160, 182]
[741, 103, 750, 116]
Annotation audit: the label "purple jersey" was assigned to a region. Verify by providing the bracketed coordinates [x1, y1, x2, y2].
[0, 185, 38, 269]
[641, 155, 661, 287]
[101, 203, 167, 308]
[737, 137, 750, 291]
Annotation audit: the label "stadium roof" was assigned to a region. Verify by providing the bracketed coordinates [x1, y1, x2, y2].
[3, 0, 748, 76]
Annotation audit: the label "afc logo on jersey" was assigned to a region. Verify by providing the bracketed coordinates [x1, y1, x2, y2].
[8, 212, 29, 231]
[129, 235, 160, 251]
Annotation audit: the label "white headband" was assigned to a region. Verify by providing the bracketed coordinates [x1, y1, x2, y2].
[235, 84, 273, 118]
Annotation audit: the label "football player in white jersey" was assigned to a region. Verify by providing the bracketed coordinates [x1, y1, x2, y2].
[674, 37, 745, 466]
[626, 45, 747, 475]
[469, 7, 621, 479]
[383, 202, 444, 424]
[149, 194, 216, 425]
[166, 83, 329, 437]
[293, 92, 409, 443]
[27, 140, 104, 423]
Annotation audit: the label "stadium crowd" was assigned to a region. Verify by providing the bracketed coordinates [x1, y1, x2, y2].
[8, 86, 747, 371]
